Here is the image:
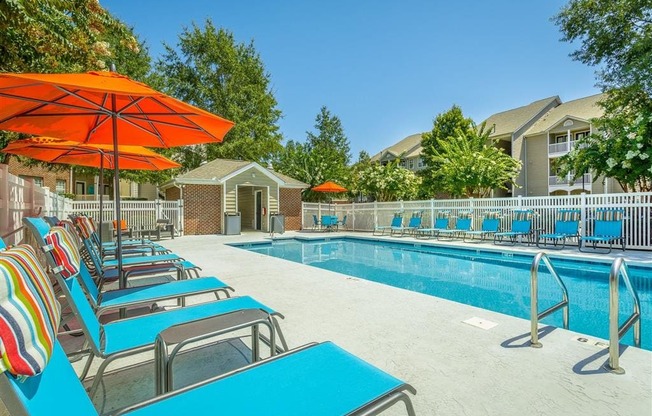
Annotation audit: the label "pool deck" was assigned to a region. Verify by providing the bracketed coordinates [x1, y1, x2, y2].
[156, 231, 651, 415]
[4, 230, 649, 415]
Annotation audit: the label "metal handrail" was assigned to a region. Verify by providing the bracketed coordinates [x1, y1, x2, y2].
[530, 252, 569, 348]
[605, 257, 641, 374]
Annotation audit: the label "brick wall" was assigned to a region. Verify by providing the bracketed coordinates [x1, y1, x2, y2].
[6, 158, 71, 193]
[279, 188, 303, 230]
[165, 186, 180, 201]
[183, 184, 222, 235]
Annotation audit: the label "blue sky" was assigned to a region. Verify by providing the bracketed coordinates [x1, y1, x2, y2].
[101, 0, 600, 158]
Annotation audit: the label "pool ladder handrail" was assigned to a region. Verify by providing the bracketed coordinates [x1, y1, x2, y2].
[605, 257, 641, 374]
[530, 252, 569, 348]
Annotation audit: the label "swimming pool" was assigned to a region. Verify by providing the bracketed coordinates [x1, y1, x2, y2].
[233, 237, 651, 350]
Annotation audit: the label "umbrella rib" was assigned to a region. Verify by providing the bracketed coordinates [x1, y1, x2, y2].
[84, 93, 111, 143]
[0, 92, 108, 124]
[149, 96, 218, 137]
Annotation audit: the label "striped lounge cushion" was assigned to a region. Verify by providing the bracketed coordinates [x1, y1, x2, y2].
[75, 216, 95, 240]
[0, 245, 60, 377]
[436, 211, 450, 219]
[596, 209, 624, 221]
[44, 227, 81, 279]
[484, 211, 501, 219]
[513, 210, 533, 221]
[457, 211, 473, 219]
[558, 210, 580, 221]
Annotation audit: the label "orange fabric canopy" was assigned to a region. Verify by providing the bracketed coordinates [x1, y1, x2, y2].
[2, 137, 180, 171]
[0, 71, 234, 148]
[312, 181, 348, 193]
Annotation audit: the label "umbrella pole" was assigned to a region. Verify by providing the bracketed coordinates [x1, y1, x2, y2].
[111, 95, 125, 290]
[98, 154, 104, 244]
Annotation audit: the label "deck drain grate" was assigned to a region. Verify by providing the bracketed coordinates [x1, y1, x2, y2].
[463, 317, 498, 330]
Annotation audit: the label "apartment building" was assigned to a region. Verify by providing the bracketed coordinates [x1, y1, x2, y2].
[369, 93, 621, 197]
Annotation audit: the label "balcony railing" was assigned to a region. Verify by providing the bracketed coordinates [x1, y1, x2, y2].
[549, 140, 580, 156]
[548, 173, 592, 187]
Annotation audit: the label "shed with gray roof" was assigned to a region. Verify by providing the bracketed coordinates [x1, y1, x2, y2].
[161, 159, 308, 235]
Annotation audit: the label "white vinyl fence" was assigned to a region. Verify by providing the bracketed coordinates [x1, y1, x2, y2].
[0, 164, 73, 245]
[303, 192, 652, 251]
[70, 199, 183, 235]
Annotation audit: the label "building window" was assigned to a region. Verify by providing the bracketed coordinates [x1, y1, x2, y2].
[417, 158, 424, 168]
[408, 159, 414, 169]
[574, 131, 590, 141]
[552, 134, 568, 144]
[20, 176, 44, 187]
[75, 181, 86, 195]
[56, 180, 66, 193]
[399, 159, 406, 168]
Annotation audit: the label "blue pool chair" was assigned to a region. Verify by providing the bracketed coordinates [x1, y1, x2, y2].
[436, 212, 473, 240]
[493, 210, 534, 245]
[23, 217, 233, 316]
[463, 211, 501, 242]
[390, 212, 423, 237]
[0, 241, 417, 416]
[536, 209, 581, 249]
[374, 214, 403, 236]
[320, 215, 339, 232]
[416, 211, 450, 239]
[22, 220, 288, 397]
[311, 214, 321, 230]
[578, 208, 626, 254]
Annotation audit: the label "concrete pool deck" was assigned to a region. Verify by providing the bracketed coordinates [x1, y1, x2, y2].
[2, 230, 649, 415]
[155, 231, 651, 415]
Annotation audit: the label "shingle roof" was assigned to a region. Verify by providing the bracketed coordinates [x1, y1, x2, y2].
[482, 96, 560, 138]
[524, 93, 606, 136]
[371, 133, 424, 161]
[171, 158, 308, 188]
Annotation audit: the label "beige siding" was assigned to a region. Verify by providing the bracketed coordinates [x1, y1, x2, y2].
[224, 167, 279, 232]
[237, 186, 255, 229]
[525, 134, 549, 196]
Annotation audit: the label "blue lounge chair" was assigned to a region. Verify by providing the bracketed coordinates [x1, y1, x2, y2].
[463, 211, 501, 242]
[374, 213, 403, 236]
[579, 208, 626, 253]
[416, 211, 450, 239]
[338, 214, 348, 230]
[493, 210, 534, 245]
[436, 211, 473, 240]
[320, 215, 339, 232]
[311, 214, 321, 231]
[0, 240, 417, 416]
[23, 217, 233, 316]
[21, 221, 288, 397]
[536, 209, 581, 249]
[391, 212, 423, 237]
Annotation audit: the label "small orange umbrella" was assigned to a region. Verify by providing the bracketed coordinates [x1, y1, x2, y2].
[2, 137, 181, 242]
[0, 71, 234, 289]
[2, 137, 181, 171]
[312, 181, 348, 193]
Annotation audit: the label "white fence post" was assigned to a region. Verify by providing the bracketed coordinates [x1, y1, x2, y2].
[580, 192, 587, 238]
[430, 199, 435, 227]
[373, 201, 378, 229]
[352, 201, 355, 231]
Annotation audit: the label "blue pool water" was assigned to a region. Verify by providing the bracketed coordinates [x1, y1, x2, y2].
[233, 237, 652, 350]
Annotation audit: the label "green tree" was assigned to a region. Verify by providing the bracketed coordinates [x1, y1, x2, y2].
[420, 105, 474, 196]
[553, 0, 652, 95]
[352, 159, 421, 202]
[275, 107, 352, 201]
[429, 123, 521, 198]
[0, 0, 151, 170]
[152, 20, 283, 169]
[553, 0, 652, 191]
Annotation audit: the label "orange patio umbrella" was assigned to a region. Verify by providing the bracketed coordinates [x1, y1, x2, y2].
[0, 71, 234, 289]
[312, 181, 348, 213]
[2, 136, 181, 243]
[311, 181, 348, 193]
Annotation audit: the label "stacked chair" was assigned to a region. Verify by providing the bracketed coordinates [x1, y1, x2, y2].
[536, 209, 581, 249]
[0, 216, 417, 415]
